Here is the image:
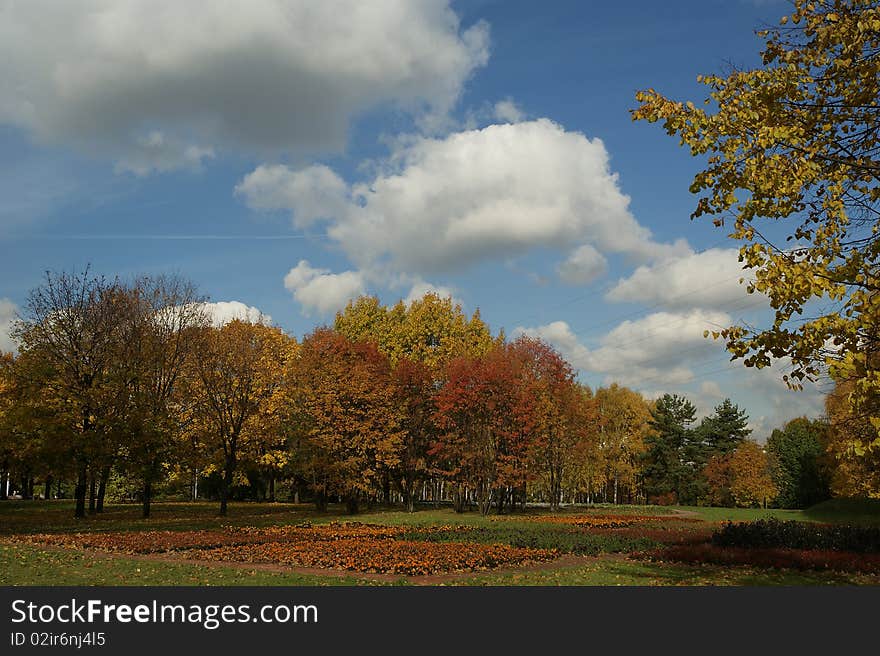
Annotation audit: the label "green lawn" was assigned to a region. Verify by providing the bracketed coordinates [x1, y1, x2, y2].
[2, 498, 878, 586]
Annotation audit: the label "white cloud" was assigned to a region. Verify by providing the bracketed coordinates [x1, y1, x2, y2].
[493, 99, 524, 123]
[201, 301, 272, 327]
[0, 298, 18, 352]
[238, 119, 689, 281]
[403, 279, 458, 305]
[235, 165, 351, 227]
[114, 131, 214, 176]
[557, 244, 608, 285]
[283, 260, 365, 316]
[0, 1, 489, 170]
[516, 309, 732, 388]
[606, 248, 754, 309]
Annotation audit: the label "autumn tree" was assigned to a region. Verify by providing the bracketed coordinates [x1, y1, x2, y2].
[291, 328, 402, 514]
[594, 384, 651, 505]
[188, 319, 290, 516]
[12, 268, 127, 517]
[825, 376, 880, 496]
[392, 357, 437, 512]
[433, 344, 538, 515]
[633, 0, 880, 454]
[114, 276, 208, 518]
[729, 440, 779, 508]
[335, 292, 497, 370]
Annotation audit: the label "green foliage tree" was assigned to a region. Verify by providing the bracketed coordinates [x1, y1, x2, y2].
[633, 0, 880, 454]
[766, 417, 831, 508]
[642, 394, 698, 504]
[697, 399, 752, 456]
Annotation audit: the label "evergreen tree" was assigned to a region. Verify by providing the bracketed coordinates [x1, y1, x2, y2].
[697, 399, 751, 457]
[642, 394, 697, 504]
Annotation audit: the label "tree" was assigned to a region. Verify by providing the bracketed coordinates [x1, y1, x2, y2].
[703, 453, 735, 507]
[335, 292, 497, 370]
[12, 268, 127, 518]
[116, 276, 208, 518]
[642, 394, 698, 504]
[188, 320, 290, 516]
[433, 344, 538, 515]
[392, 357, 437, 512]
[633, 1, 880, 453]
[767, 417, 832, 508]
[729, 441, 779, 508]
[825, 376, 880, 496]
[510, 336, 586, 511]
[697, 399, 751, 456]
[594, 384, 651, 505]
[291, 328, 402, 514]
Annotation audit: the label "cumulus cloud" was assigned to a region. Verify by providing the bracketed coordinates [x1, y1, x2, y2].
[493, 99, 525, 123]
[238, 119, 689, 282]
[201, 301, 272, 327]
[0, 298, 18, 352]
[403, 279, 458, 305]
[516, 309, 732, 388]
[557, 244, 608, 285]
[234, 164, 351, 226]
[606, 248, 755, 309]
[0, 1, 489, 170]
[283, 260, 365, 316]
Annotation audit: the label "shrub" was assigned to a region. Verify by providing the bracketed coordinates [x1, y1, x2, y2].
[711, 519, 880, 553]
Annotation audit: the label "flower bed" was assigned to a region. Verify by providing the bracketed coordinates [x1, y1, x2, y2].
[190, 538, 557, 575]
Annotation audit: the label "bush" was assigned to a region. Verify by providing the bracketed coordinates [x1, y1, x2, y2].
[711, 518, 880, 553]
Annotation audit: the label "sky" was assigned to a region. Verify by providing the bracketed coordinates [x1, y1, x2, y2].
[0, 0, 826, 439]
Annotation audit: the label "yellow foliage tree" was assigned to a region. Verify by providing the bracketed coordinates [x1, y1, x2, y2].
[729, 441, 778, 508]
[633, 0, 880, 454]
[187, 320, 291, 516]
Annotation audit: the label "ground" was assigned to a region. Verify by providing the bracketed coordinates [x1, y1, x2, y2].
[1, 499, 878, 586]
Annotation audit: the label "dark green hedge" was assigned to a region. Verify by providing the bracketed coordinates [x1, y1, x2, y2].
[711, 518, 880, 553]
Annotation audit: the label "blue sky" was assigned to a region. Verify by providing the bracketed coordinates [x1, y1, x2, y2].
[0, 0, 823, 437]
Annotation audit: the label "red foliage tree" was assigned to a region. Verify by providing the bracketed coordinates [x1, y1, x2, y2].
[432, 344, 539, 515]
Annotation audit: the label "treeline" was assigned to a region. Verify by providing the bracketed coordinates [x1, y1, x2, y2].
[0, 270, 874, 518]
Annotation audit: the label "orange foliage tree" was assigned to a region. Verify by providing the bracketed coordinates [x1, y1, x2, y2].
[291, 328, 403, 514]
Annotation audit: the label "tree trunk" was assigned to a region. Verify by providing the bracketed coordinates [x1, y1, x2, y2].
[87, 471, 97, 514]
[43, 476, 53, 500]
[96, 466, 110, 512]
[614, 475, 618, 505]
[142, 479, 152, 519]
[74, 464, 87, 518]
[0, 465, 7, 500]
[268, 472, 276, 503]
[345, 492, 359, 515]
[453, 484, 465, 513]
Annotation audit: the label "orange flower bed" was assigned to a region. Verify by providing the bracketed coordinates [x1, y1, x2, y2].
[190, 538, 557, 575]
[14, 522, 478, 555]
[15, 522, 409, 554]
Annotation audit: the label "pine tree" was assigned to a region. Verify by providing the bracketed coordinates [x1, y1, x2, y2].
[641, 394, 697, 504]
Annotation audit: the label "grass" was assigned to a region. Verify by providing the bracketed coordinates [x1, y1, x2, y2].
[2, 498, 878, 586]
[0, 542, 383, 586]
